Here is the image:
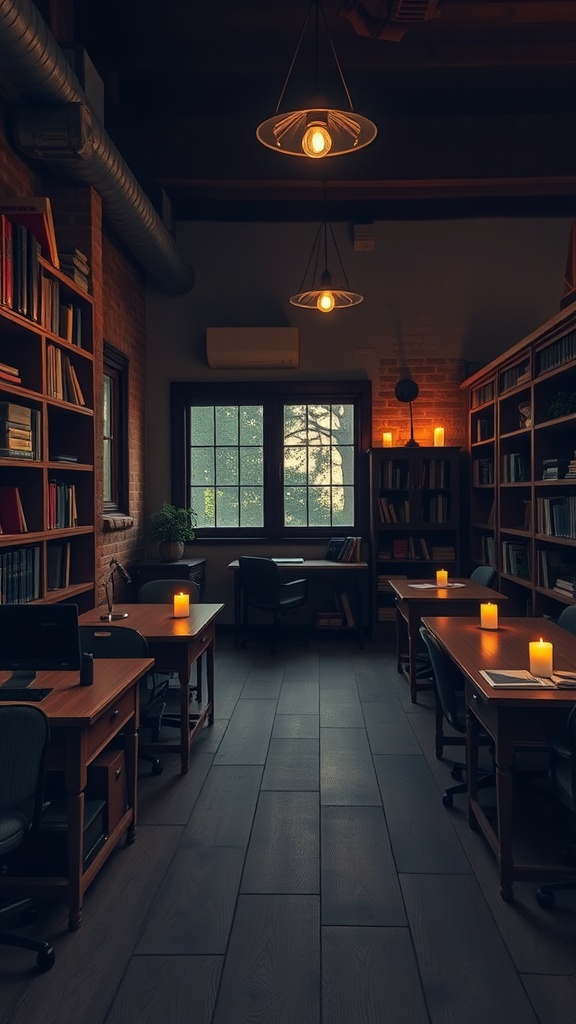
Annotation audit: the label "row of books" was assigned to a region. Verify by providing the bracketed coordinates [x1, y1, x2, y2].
[473, 458, 494, 485]
[47, 541, 71, 590]
[0, 484, 28, 533]
[501, 452, 528, 482]
[47, 344, 86, 405]
[0, 544, 41, 604]
[538, 549, 576, 590]
[471, 380, 495, 408]
[378, 496, 410, 524]
[0, 401, 40, 460]
[420, 459, 450, 489]
[421, 494, 451, 524]
[42, 275, 84, 343]
[378, 537, 456, 561]
[535, 330, 576, 376]
[0, 197, 58, 317]
[474, 417, 493, 442]
[502, 540, 530, 579]
[379, 461, 411, 489]
[499, 360, 529, 394]
[325, 536, 362, 562]
[479, 535, 496, 567]
[48, 480, 78, 530]
[536, 495, 576, 539]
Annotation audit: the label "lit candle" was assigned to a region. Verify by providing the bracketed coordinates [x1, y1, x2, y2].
[173, 592, 190, 618]
[434, 426, 445, 447]
[382, 431, 393, 447]
[529, 638, 553, 677]
[480, 602, 498, 630]
[436, 569, 448, 587]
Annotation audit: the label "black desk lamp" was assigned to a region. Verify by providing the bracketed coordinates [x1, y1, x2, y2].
[394, 378, 420, 447]
[100, 558, 131, 621]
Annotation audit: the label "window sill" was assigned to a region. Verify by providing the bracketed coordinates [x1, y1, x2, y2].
[103, 515, 135, 532]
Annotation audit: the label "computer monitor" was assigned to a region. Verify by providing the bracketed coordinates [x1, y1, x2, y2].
[0, 603, 81, 686]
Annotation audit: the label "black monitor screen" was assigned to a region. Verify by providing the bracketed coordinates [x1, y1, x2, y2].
[0, 603, 81, 685]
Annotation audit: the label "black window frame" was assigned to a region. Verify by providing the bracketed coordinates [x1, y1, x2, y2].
[103, 344, 129, 514]
[170, 380, 371, 540]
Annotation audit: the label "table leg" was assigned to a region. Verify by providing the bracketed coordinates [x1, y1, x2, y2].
[234, 572, 241, 647]
[407, 608, 419, 703]
[178, 649, 192, 775]
[494, 733, 515, 902]
[466, 705, 480, 831]
[207, 641, 215, 725]
[124, 712, 138, 845]
[66, 787, 84, 930]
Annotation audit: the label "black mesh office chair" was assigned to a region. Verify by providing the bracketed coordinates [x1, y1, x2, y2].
[239, 556, 309, 655]
[78, 625, 164, 775]
[419, 624, 493, 807]
[469, 565, 497, 588]
[0, 704, 55, 971]
[536, 704, 576, 909]
[137, 577, 203, 702]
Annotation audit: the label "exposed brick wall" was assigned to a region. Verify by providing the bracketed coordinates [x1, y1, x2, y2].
[374, 339, 468, 449]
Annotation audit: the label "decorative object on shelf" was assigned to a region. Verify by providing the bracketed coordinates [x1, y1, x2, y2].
[394, 378, 420, 447]
[100, 558, 131, 621]
[173, 592, 190, 618]
[529, 638, 553, 677]
[290, 186, 362, 312]
[433, 426, 445, 447]
[382, 431, 393, 447]
[148, 502, 197, 561]
[518, 402, 532, 429]
[436, 569, 448, 587]
[546, 391, 576, 420]
[256, 0, 377, 159]
[480, 602, 498, 630]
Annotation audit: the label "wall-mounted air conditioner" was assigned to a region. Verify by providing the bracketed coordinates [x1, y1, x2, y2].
[206, 327, 299, 369]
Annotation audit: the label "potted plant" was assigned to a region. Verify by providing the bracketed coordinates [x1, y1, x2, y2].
[148, 502, 197, 561]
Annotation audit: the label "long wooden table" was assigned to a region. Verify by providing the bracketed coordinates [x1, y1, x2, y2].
[389, 578, 509, 702]
[0, 657, 153, 930]
[79, 603, 224, 774]
[228, 559, 369, 647]
[421, 615, 576, 902]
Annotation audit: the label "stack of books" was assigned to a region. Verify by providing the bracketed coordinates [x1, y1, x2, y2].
[325, 536, 362, 562]
[554, 572, 576, 598]
[565, 451, 576, 479]
[0, 401, 35, 459]
[0, 358, 22, 386]
[542, 457, 569, 480]
[58, 245, 90, 292]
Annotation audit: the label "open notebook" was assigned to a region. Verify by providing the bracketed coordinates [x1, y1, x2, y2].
[480, 669, 576, 689]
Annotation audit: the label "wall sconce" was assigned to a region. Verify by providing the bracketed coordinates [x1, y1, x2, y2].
[256, 0, 377, 159]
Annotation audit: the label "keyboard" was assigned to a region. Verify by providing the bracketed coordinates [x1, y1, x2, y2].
[0, 688, 52, 702]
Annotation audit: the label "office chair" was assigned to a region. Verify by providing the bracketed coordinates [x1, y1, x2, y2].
[557, 605, 576, 635]
[419, 625, 493, 807]
[238, 556, 309, 655]
[536, 705, 576, 909]
[469, 565, 497, 588]
[0, 704, 55, 971]
[78, 625, 164, 775]
[137, 577, 203, 702]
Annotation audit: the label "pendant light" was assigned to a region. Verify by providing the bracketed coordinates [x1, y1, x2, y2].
[256, 0, 377, 159]
[290, 186, 363, 312]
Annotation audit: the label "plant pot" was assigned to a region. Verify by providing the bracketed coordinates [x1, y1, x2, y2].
[158, 541, 184, 562]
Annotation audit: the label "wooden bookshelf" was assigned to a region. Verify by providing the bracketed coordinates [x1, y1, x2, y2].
[368, 446, 462, 635]
[0, 203, 95, 609]
[462, 299, 576, 617]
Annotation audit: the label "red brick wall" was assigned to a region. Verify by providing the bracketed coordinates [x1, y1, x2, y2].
[374, 341, 467, 449]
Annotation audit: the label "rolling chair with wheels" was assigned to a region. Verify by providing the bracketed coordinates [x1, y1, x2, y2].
[536, 704, 576, 909]
[0, 704, 55, 971]
[238, 556, 309, 655]
[137, 577, 203, 706]
[78, 625, 164, 775]
[419, 625, 493, 807]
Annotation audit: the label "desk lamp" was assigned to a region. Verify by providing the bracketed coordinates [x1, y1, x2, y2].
[394, 379, 420, 447]
[100, 558, 131, 621]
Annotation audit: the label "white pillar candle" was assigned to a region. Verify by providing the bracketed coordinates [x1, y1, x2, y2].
[529, 638, 553, 677]
[436, 569, 448, 587]
[480, 602, 498, 630]
[433, 426, 445, 447]
[173, 592, 190, 618]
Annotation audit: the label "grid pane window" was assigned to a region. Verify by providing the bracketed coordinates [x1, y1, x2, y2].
[189, 405, 264, 528]
[283, 403, 355, 528]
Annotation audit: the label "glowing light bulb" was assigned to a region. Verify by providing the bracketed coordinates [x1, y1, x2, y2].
[317, 290, 335, 313]
[302, 124, 332, 158]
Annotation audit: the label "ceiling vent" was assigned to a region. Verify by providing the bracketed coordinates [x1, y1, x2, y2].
[206, 328, 299, 369]
[392, 0, 440, 22]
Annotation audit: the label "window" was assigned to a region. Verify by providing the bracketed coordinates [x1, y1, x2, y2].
[171, 381, 371, 537]
[103, 345, 128, 513]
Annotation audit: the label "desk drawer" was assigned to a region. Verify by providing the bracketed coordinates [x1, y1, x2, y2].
[88, 690, 136, 761]
[189, 621, 214, 660]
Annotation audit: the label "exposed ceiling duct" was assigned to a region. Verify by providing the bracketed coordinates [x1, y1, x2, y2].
[0, 0, 194, 295]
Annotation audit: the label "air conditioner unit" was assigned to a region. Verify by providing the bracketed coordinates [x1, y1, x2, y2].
[206, 327, 299, 369]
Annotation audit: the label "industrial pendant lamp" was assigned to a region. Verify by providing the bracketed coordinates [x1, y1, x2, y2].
[256, 0, 377, 159]
[290, 187, 363, 312]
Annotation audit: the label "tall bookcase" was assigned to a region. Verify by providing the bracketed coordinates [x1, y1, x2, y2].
[368, 446, 462, 635]
[463, 299, 576, 618]
[0, 231, 95, 611]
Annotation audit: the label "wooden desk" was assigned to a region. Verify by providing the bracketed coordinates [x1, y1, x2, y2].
[79, 603, 224, 774]
[388, 578, 508, 702]
[421, 615, 576, 902]
[0, 657, 153, 930]
[228, 559, 369, 648]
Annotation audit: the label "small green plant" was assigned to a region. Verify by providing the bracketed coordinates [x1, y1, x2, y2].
[148, 502, 196, 544]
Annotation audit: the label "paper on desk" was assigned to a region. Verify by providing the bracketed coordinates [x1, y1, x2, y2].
[551, 672, 576, 688]
[480, 669, 556, 689]
[408, 582, 466, 589]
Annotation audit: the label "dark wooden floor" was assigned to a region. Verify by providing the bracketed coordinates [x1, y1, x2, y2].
[1, 634, 576, 1024]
